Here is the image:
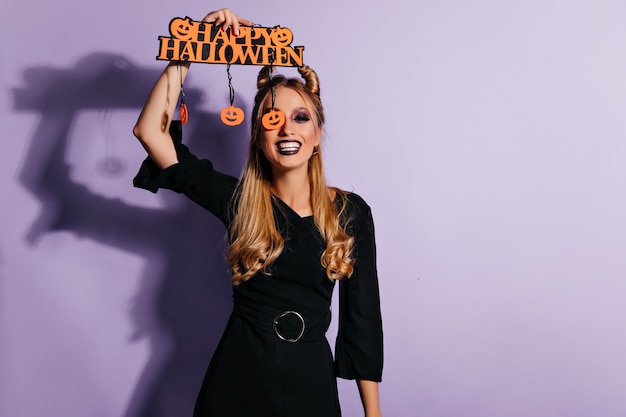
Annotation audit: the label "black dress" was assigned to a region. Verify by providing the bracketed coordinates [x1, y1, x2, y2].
[134, 122, 383, 417]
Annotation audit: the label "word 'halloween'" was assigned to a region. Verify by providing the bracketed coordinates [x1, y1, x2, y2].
[157, 17, 304, 67]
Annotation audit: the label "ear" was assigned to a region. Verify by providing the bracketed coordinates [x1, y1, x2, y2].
[315, 126, 323, 146]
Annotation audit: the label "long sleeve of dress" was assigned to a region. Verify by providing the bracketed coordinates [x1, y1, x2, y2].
[335, 195, 384, 382]
[132, 121, 238, 225]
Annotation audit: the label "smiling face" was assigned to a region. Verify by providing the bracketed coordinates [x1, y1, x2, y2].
[259, 87, 321, 175]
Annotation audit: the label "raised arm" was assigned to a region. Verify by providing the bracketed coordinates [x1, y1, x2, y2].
[133, 61, 188, 169]
[133, 8, 252, 169]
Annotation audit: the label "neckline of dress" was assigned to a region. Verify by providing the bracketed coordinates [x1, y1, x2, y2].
[271, 194, 314, 220]
[270, 190, 347, 220]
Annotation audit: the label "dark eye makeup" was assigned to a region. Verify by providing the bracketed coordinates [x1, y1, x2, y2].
[293, 110, 311, 123]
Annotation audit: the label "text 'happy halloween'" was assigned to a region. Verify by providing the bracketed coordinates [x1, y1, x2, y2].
[157, 17, 305, 67]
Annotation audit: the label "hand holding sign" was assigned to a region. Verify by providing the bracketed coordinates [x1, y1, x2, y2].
[157, 12, 305, 67]
[202, 8, 253, 36]
[155, 8, 305, 127]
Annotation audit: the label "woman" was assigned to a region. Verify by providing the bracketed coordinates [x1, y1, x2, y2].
[133, 8, 383, 417]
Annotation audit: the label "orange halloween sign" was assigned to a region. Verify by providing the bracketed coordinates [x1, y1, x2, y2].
[157, 17, 305, 67]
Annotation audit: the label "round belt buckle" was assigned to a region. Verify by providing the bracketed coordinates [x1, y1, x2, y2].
[273, 310, 305, 343]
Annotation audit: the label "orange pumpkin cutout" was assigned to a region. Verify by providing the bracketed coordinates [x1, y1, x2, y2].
[220, 106, 245, 126]
[169, 17, 198, 41]
[270, 27, 293, 46]
[262, 109, 286, 130]
[180, 103, 189, 125]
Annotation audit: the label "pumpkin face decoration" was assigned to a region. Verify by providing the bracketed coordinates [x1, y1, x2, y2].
[169, 17, 197, 41]
[179, 103, 189, 125]
[270, 27, 293, 46]
[220, 106, 245, 126]
[261, 109, 286, 130]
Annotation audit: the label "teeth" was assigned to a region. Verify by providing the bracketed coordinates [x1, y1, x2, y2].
[277, 141, 301, 154]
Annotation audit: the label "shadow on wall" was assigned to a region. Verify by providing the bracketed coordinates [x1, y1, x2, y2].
[13, 52, 248, 417]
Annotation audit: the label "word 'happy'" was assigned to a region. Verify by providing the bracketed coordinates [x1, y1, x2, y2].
[156, 17, 305, 67]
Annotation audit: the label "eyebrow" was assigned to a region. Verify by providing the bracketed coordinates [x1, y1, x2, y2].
[263, 106, 311, 114]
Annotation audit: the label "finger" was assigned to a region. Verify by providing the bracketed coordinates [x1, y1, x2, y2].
[221, 12, 234, 31]
[215, 10, 226, 26]
[202, 9, 225, 24]
[230, 19, 240, 36]
[236, 15, 254, 26]
[231, 13, 253, 35]
[202, 11, 215, 23]
[202, 9, 253, 35]
[221, 10, 238, 34]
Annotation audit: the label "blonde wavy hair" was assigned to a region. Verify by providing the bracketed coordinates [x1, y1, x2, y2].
[228, 65, 355, 285]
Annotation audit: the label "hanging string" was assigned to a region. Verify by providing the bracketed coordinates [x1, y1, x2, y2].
[268, 50, 276, 109]
[220, 61, 245, 126]
[261, 49, 286, 130]
[226, 63, 235, 106]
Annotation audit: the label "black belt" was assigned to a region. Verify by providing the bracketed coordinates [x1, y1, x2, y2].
[233, 302, 330, 343]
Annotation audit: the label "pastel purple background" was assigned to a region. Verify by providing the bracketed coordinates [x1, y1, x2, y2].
[1, 1, 626, 416]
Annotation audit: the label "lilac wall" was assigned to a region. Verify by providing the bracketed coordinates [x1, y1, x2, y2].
[2, 1, 626, 416]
